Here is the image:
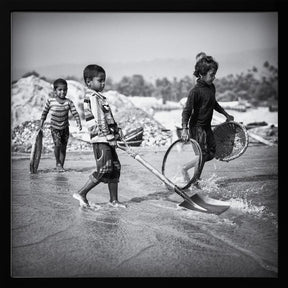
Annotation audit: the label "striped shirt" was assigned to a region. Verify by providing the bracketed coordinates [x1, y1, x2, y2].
[84, 88, 117, 143]
[41, 97, 81, 130]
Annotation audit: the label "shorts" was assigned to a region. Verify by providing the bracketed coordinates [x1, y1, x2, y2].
[90, 143, 121, 184]
[50, 126, 69, 146]
[190, 126, 216, 162]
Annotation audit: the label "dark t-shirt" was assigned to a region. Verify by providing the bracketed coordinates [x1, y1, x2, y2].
[182, 79, 225, 128]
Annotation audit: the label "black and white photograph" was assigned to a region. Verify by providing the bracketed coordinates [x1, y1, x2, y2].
[10, 7, 278, 278]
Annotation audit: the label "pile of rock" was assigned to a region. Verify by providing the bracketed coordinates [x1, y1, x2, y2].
[11, 120, 92, 153]
[11, 107, 172, 154]
[11, 115, 172, 154]
[11, 77, 173, 153]
[113, 106, 172, 147]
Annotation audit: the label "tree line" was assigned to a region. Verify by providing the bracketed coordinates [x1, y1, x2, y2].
[20, 61, 278, 106]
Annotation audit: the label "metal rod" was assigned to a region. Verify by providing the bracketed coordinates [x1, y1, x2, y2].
[117, 142, 205, 210]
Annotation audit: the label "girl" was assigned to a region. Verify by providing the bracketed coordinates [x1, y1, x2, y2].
[181, 55, 234, 185]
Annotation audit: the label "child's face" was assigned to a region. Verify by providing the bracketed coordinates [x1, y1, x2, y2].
[202, 69, 217, 85]
[87, 72, 106, 92]
[54, 84, 67, 99]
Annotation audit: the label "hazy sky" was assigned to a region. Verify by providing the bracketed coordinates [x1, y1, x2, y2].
[11, 12, 277, 72]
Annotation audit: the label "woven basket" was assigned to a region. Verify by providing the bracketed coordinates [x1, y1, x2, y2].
[213, 121, 249, 162]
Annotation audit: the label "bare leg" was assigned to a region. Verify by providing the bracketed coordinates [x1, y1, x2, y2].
[192, 158, 207, 189]
[73, 178, 99, 207]
[54, 145, 64, 171]
[59, 144, 67, 170]
[54, 145, 61, 166]
[181, 155, 199, 181]
[108, 182, 127, 208]
[195, 159, 205, 180]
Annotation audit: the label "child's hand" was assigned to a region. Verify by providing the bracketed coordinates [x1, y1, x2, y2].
[108, 140, 117, 147]
[226, 115, 234, 122]
[114, 133, 121, 141]
[114, 128, 123, 141]
[107, 134, 117, 147]
[181, 128, 189, 142]
[118, 128, 124, 140]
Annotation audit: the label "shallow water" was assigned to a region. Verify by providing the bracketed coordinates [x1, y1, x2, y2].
[11, 146, 278, 277]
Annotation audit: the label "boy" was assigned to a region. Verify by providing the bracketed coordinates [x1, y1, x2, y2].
[181, 55, 234, 185]
[40, 78, 82, 172]
[73, 64, 126, 208]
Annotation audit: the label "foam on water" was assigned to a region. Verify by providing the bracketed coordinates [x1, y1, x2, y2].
[161, 172, 275, 220]
[198, 173, 224, 194]
[196, 173, 275, 219]
[228, 198, 266, 216]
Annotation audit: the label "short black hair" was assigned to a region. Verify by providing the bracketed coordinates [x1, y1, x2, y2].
[83, 64, 106, 85]
[53, 78, 67, 89]
[193, 56, 218, 78]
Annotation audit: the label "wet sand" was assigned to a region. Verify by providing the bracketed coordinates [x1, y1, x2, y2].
[11, 145, 278, 278]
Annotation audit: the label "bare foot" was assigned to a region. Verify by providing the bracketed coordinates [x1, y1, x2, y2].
[108, 200, 127, 208]
[73, 193, 90, 207]
[56, 164, 65, 172]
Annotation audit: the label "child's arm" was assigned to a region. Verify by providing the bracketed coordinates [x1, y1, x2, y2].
[214, 101, 234, 121]
[69, 100, 82, 131]
[182, 91, 194, 128]
[39, 98, 51, 129]
[181, 90, 195, 141]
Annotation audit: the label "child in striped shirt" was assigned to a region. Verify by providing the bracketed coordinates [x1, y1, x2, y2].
[73, 64, 127, 208]
[40, 78, 82, 172]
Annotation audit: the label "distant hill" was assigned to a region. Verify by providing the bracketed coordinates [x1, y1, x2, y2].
[12, 47, 277, 83]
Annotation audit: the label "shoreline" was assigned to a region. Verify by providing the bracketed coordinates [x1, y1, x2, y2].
[11, 141, 273, 160]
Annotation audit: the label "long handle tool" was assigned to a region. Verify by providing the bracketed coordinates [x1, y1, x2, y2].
[117, 135, 230, 214]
